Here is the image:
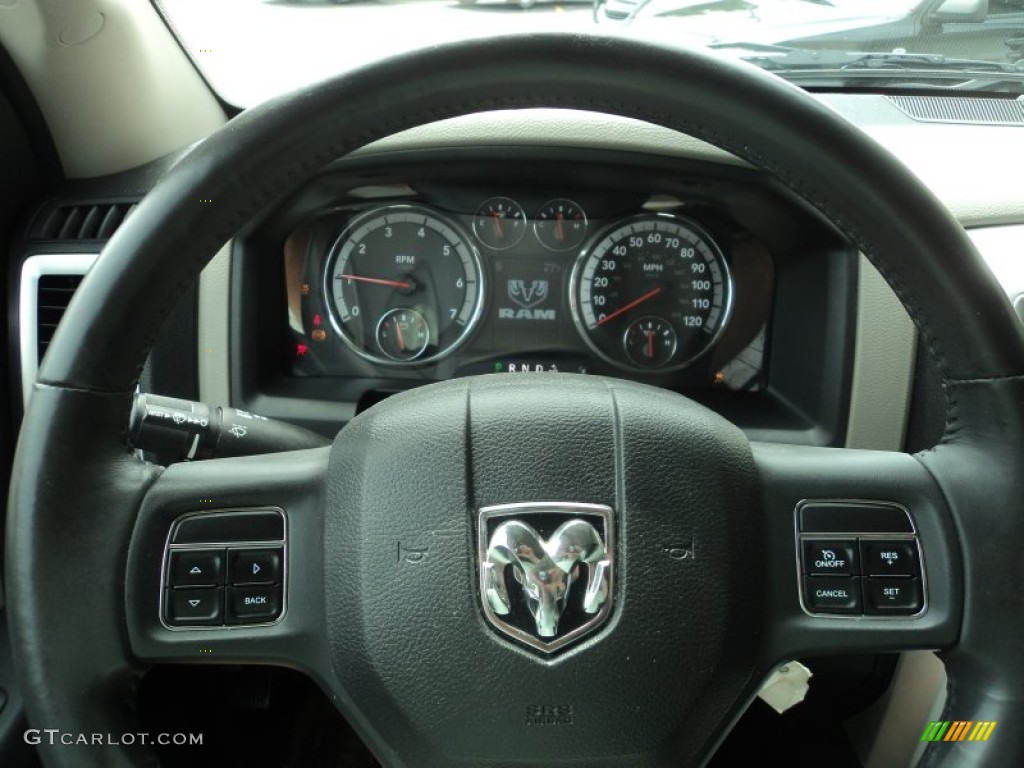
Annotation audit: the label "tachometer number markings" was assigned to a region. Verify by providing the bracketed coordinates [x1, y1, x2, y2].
[323, 205, 484, 365]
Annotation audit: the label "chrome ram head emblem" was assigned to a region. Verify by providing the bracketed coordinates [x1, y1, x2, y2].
[478, 502, 614, 654]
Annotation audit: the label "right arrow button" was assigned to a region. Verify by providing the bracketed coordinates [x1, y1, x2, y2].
[229, 548, 282, 586]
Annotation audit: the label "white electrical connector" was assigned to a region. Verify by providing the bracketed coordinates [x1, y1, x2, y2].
[756, 661, 813, 714]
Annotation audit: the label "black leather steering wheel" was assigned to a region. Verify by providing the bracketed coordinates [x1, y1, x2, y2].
[8, 33, 1024, 768]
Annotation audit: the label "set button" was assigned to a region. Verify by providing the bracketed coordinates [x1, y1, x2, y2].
[864, 577, 922, 614]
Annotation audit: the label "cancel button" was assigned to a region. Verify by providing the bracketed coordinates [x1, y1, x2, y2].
[803, 576, 861, 615]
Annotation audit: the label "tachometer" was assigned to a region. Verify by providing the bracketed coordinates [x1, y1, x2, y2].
[569, 214, 732, 371]
[324, 205, 483, 365]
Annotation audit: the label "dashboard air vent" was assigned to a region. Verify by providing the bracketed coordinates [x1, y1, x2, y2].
[19, 254, 98, 407]
[36, 274, 84, 363]
[30, 201, 137, 241]
[887, 95, 1024, 126]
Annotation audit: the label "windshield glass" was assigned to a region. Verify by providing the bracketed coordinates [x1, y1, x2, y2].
[156, 0, 1024, 107]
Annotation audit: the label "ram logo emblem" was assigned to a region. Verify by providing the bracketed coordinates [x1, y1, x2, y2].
[507, 279, 550, 309]
[478, 503, 614, 653]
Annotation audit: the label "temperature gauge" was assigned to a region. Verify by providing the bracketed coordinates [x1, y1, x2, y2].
[624, 316, 677, 368]
[534, 198, 587, 252]
[376, 308, 430, 362]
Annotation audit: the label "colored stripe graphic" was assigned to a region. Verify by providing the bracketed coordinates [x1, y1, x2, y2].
[944, 721, 964, 741]
[921, 721, 997, 742]
[921, 722, 950, 742]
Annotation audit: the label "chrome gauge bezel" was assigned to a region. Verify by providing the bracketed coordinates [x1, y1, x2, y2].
[322, 204, 485, 367]
[568, 212, 735, 373]
[533, 197, 588, 252]
[472, 196, 528, 251]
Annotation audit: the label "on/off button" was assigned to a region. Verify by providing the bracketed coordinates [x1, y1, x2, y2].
[803, 540, 858, 576]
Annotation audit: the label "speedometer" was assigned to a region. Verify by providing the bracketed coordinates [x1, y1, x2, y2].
[569, 214, 733, 371]
[324, 205, 483, 365]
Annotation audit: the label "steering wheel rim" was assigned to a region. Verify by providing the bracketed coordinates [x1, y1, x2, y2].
[8, 33, 1024, 767]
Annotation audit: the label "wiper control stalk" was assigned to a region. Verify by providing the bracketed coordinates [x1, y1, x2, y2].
[129, 393, 330, 462]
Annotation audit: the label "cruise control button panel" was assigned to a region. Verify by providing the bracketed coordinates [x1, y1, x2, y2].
[162, 509, 285, 629]
[796, 501, 925, 617]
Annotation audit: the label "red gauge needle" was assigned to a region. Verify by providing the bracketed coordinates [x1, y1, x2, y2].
[492, 212, 504, 239]
[395, 319, 406, 351]
[596, 287, 663, 326]
[339, 274, 413, 290]
[555, 210, 565, 241]
[646, 329, 655, 359]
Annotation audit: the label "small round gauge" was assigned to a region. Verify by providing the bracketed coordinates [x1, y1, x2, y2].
[624, 316, 677, 368]
[570, 213, 733, 372]
[473, 196, 527, 250]
[376, 308, 430, 361]
[324, 204, 484, 365]
[534, 198, 587, 252]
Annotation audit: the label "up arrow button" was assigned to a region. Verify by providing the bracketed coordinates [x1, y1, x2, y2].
[229, 548, 282, 586]
[169, 550, 224, 587]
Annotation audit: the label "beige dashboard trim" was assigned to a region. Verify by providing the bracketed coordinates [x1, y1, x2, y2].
[845, 258, 917, 451]
[197, 243, 232, 407]
[0, 0, 226, 178]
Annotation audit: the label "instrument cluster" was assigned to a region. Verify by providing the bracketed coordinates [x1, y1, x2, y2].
[283, 190, 773, 392]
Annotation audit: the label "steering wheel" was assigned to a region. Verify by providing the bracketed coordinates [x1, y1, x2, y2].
[8, 33, 1024, 768]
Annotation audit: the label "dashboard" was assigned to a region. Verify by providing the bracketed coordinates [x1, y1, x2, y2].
[232, 148, 857, 445]
[285, 189, 770, 386]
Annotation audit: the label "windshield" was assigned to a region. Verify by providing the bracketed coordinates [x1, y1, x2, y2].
[156, 0, 1024, 107]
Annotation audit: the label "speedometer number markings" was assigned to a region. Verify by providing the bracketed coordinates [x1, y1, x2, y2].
[570, 214, 733, 371]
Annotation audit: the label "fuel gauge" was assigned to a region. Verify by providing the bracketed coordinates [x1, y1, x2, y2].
[473, 197, 527, 250]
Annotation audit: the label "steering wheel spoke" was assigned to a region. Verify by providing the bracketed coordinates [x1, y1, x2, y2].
[125, 448, 332, 678]
[753, 442, 962, 661]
